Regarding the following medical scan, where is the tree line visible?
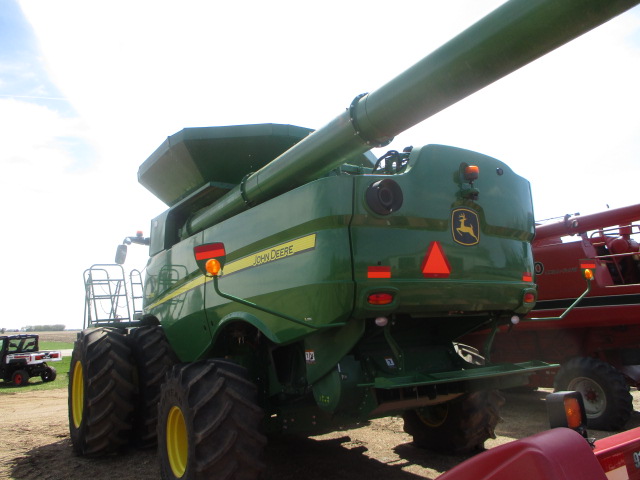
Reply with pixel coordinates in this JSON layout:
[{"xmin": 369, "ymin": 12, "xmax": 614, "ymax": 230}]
[{"xmin": 22, "ymin": 324, "xmax": 66, "ymax": 332}]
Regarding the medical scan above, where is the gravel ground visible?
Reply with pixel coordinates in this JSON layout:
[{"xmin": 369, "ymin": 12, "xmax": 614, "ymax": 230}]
[{"xmin": 3, "ymin": 331, "xmax": 639, "ymax": 479}]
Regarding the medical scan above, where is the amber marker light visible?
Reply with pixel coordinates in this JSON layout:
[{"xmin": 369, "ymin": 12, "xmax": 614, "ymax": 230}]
[
  {"xmin": 206, "ymin": 259, "xmax": 222, "ymax": 276},
  {"xmin": 583, "ymin": 268, "xmax": 593, "ymax": 280},
  {"xmin": 546, "ymin": 391, "xmax": 587, "ymax": 438},
  {"xmin": 368, "ymin": 293, "xmax": 394, "ymax": 305},
  {"xmin": 464, "ymin": 165, "xmax": 479, "ymax": 182},
  {"xmin": 564, "ymin": 396, "xmax": 583, "ymax": 429}
]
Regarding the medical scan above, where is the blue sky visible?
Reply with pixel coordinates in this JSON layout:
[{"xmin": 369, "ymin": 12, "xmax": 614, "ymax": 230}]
[
  {"xmin": 0, "ymin": 1, "xmax": 61, "ymax": 106},
  {"xmin": 2, "ymin": 0, "xmax": 639, "ymax": 330}
]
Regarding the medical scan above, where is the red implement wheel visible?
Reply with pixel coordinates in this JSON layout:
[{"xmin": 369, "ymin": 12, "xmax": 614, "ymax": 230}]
[{"xmin": 554, "ymin": 356, "xmax": 632, "ymax": 431}]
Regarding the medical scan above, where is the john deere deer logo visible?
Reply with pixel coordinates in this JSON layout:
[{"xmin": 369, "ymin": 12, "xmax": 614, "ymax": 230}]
[{"xmin": 452, "ymin": 208, "xmax": 480, "ymax": 246}]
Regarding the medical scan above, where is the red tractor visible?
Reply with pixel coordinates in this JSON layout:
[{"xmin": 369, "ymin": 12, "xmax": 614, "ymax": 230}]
[{"xmin": 466, "ymin": 204, "xmax": 640, "ymax": 431}]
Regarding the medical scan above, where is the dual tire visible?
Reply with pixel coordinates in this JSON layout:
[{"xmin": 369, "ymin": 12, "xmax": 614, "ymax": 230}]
[
  {"xmin": 68, "ymin": 328, "xmax": 136, "ymax": 455},
  {"xmin": 68, "ymin": 326, "xmax": 177, "ymax": 454},
  {"xmin": 68, "ymin": 327, "xmax": 266, "ymax": 480},
  {"xmin": 129, "ymin": 326, "xmax": 178, "ymax": 448},
  {"xmin": 158, "ymin": 360, "xmax": 266, "ymax": 480}
]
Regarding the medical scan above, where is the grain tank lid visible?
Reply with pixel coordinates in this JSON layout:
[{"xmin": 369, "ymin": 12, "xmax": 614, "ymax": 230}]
[{"xmin": 137, "ymin": 123, "xmax": 314, "ymax": 206}]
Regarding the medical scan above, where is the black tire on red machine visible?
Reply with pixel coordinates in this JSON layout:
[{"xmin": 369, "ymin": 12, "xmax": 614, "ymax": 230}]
[
  {"xmin": 68, "ymin": 327, "xmax": 136, "ymax": 455},
  {"xmin": 41, "ymin": 365, "xmax": 57, "ymax": 382},
  {"xmin": 554, "ymin": 356, "xmax": 632, "ymax": 431},
  {"xmin": 402, "ymin": 390, "xmax": 505, "ymax": 454},
  {"xmin": 158, "ymin": 359, "xmax": 266, "ymax": 480},
  {"xmin": 128, "ymin": 325, "xmax": 178, "ymax": 448},
  {"xmin": 11, "ymin": 369, "xmax": 30, "ymax": 386}
]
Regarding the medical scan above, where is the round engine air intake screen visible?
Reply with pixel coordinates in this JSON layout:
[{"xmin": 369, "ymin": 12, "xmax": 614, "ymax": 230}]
[{"xmin": 366, "ymin": 179, "xmax": 403, "ymax": 215}]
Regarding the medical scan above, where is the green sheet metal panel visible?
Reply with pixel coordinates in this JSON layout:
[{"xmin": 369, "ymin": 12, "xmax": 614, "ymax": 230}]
[{"xmin": 350, "ymin": 145, "xmax": 535, "ymax": 318}]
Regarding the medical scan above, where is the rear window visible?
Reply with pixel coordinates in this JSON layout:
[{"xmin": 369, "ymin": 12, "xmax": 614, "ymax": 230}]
[{"xmin": 7, "ymin": 337, "xmax": 38, "ymax": 353}]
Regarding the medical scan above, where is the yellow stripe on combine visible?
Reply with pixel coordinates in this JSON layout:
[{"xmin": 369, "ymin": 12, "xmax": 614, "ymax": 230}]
[
  {"xmin": 146, "ymin": 234, "xmax": 317, "ymax": 311},
  {"xmin": 224, "ymin": 234, "xmax": 316, "ymax": 275},
  {"xmin": 146, "ymin": 275, "xmax": 209, "ymax": 311}
]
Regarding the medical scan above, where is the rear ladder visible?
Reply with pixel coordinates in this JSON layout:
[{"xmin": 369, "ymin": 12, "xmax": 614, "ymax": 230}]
[{"xmin": 83, "ymin": 264, "xmax": 143, "ymax": 329}]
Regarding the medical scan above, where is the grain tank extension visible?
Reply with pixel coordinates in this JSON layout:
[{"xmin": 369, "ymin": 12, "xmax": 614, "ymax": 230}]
[{"xmin": 70, "ymin": 1, "xmax": 640, "ymax": 479}]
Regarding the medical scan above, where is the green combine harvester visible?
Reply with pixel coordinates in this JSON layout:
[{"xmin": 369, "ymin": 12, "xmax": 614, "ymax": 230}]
[{"xmin": 71, "ymin": 1, "xmax": 640, "ymax": 479}]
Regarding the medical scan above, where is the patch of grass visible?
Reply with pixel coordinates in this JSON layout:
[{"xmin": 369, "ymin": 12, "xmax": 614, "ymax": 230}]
[
  {"xmin": 0, "ymin": 355, "xmax": 71, "ymax": 393},
  {"xmin": 40, "ymin": 341, "xmax": 74, "ymax": 350}
]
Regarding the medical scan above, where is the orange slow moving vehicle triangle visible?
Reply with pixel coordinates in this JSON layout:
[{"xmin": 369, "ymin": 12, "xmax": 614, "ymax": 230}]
[{"xmin": 421, "ymin": 241, "xmax": 451, "ymax": 278}]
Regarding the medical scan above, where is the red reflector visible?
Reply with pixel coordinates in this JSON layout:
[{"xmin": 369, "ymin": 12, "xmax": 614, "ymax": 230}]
[
  {"xmin": 522, "ymin": 272, "xmax": 533, "ymax": 282},
  {"xmin": 368, "ymin": 266, "xmax": 391, "ymax": 279},
  {"xmin": 524, "ymin": 293, "xmax": 536, "ymax": 303},
  {"xmin": 421, "ymin": 242, "xmax": 451, "ymax": 278},
  {"xmin": 599, "ymin": 452, "xmax": 626, "ymax": 474},
  {"xmin": 580, "ymin": 262, "xmax": 596, "ymax": 269},
  {"xmin": 194, "ymin": 243, "xmax": 226, "ymax": 261},
  {"xmin": 368, "ymin": 293, "xmax": 394, "ymax": 305}
]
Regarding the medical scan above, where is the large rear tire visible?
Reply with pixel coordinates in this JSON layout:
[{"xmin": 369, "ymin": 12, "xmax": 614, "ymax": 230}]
[
  {"xmin": 158, "ymin": 360, "xmax": 266, "ymax": 480},
  {"xmin": 129, "ymin": 325, "xmax": 178, "ymax": 448},
  {"xmin": 554, "ymin": 356, "xmax": 632, "ymax": 431},
  {"xmin": 403, "ymin": 390, "xmax": 505, "ymax": 454},
  {"xmin": 68, "ymin": 328, "xmax": 136, "ymax": 455}
]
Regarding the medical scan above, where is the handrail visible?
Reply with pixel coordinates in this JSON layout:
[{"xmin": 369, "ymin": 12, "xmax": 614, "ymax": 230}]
[{"xmin": 210, "ymin": 274, "xmax": 347, "ymax": 330}]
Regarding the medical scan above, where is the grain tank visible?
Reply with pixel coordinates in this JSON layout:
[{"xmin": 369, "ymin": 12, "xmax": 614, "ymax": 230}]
[{"xmin": 69, "ymin": 1, "xmax": 640, "ymax": 478}]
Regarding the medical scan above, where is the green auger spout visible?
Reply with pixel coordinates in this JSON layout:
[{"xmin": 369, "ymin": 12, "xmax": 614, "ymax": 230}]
[{"xmin": 177, "ymin": 0, "xmax": 638, "ymax": 237}]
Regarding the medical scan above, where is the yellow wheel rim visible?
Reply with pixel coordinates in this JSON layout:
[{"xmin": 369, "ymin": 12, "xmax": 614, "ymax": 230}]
[
  {"xmin": 166, "ymin": 406, "xmax": 188, "ymax": 478},
  {"xmin": 71, "ymin": 360, "xmax": 84, "ymax": 429},
  {"xmin": 417, "ymin": 403, "xmax": 449, "ymax": 428}
]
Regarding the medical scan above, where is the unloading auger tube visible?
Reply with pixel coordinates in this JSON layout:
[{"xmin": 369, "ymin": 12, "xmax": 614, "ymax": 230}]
[{"xmin": 182, "ymin": 0, "xmax": 639, "ymax": 238}]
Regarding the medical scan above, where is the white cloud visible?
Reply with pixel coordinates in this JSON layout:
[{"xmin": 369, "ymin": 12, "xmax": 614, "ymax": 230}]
[{"xmin": 0, "ymin": 98, "xmax": 85, "ymax": 169}]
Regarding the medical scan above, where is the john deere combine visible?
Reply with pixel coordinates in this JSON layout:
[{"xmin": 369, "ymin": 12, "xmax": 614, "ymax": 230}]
[{"xmin": 70, "ymin": 1, "xmax": 640, "ymax": 479}]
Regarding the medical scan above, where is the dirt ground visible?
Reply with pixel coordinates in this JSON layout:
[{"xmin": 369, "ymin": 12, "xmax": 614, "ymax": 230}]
[{"xmin": 3, "ymin": 332, "xmax": 640, "ymax": 480}]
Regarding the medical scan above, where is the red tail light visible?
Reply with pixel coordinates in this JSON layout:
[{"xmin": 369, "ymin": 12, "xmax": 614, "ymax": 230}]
[{"xmin": 368, "ymin": 293, "xmax": 394, "ymax": 305}]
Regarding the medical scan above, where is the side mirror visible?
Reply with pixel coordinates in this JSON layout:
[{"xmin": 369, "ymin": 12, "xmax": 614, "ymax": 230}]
[{"xmin": 115, "ymin": 244, "xmax": 128, "ymax": 264}]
